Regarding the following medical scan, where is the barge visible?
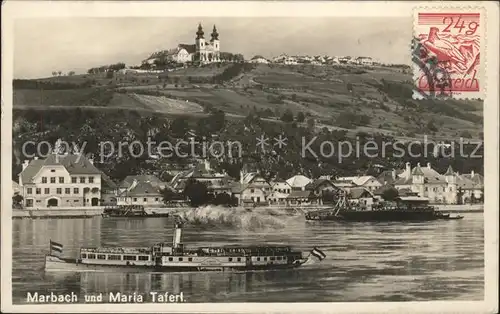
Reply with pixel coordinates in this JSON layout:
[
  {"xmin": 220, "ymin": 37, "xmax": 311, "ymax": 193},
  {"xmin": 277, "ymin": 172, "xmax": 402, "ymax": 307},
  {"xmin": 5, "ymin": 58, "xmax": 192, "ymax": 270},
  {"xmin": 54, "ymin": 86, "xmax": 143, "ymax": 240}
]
[
  {"xmin": 305, "ymin": 195, "xmax": 463, "ymax": 222},
  {"xmin": 101, "ymin": 205, "xmax": 169, "ymax": 218},
  {"xmin": 45, "ymin": 222, "xmax": 324, "ymax": 273}
]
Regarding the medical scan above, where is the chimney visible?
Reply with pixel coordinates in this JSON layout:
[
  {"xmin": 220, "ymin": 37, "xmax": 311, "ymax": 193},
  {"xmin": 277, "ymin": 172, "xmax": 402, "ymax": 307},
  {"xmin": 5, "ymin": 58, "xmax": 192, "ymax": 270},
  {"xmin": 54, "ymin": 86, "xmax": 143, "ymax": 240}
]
[
  {"xmin": 405, "ymin": 162, "xmax": 411, "ymax": 179},
  {"xmin": 427, "ymin": 162, "xmax": 431, "ymax": 169},
  {"xmin": 471, "ymin": 170, "xmax": 474, "ymax": 178},
  {"xmin": 240, "ymin": 170, "xmax": 244, "ymax": 184},
  {"xmin": 22, "ymin": 160, "xmax": 30, "ymax": 171}
]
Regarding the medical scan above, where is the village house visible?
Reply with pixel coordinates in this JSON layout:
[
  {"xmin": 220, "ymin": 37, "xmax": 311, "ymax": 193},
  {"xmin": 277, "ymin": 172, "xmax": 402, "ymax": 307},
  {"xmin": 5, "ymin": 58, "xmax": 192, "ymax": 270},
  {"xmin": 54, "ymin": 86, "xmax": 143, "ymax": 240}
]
[
  {"xmin": 348, "ymin": 187, "xmax": 375, "ymax": 208},
  {"xmin": 355, "ymin": 56, "xmax": 374, "ymax": 65},
  {"xmin": 170, "ymin": 159, "xmax": 227, "ymax": 193},
  {"xmin": 304, "ymin": 178, "xmax": 339, "ymax": 204},
  {"xmin": 237, "ymin": 172, "xmax": 272, "ymax": 205},
  {"xmin": 393, "ymin": 162, "xmax": 483, "ymax": 204},
  {"xmin": 249, "ymin": 55, "xmax": 269, "ymax": 64},
  {"xmin": 332, "ymin": 179, "xmax": 357, "ymax": 193},
  {"xmin": 116, "ymin": 174, "xmax": 169, "ymax": 206},
  {"xmin": 271, "ymin": 181, "xmax": 292, "ymax": 194},
  {"xmin": 286, "ymin": 175, "xmax": 312, "ymax": 191},
  {"xmin": 336, "ymin": 175, "xmax": 383, "ymax": 192},
  {"xmin": 18, "ymin": 153, "xmax": 102, "ymax": 208}
]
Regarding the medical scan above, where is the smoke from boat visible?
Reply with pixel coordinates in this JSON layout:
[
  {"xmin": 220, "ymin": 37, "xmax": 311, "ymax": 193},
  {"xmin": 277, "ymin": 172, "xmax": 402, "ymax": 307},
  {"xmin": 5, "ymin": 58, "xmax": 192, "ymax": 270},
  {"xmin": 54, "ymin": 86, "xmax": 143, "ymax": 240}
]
[{"xmin": 173, "ymin": 205, "xmax": 301, "ymax": 231}]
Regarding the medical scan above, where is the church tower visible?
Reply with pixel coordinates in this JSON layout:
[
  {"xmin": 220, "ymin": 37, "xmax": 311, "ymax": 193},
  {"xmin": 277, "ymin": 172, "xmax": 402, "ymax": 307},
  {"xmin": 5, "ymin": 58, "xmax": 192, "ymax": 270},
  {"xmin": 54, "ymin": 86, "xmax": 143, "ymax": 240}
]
[
  {"xmin": 444, "ymin": 165, "xmax": 457, "ymax": 203},
  {"xmin": 210, "ymin": 25, "xmax": 221, "ymax": 62},
  {"xmin": 195, "ymin": 23, "xmax": 207, "ymax": 64}
]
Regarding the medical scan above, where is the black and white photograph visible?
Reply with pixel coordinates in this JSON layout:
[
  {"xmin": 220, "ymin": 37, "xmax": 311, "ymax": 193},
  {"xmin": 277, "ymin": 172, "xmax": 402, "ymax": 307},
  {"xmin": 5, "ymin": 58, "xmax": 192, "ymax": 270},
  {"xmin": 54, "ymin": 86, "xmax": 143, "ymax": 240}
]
[{"xmin": 1, "ymin": 1, "xmax": 498, "ymax": 313}]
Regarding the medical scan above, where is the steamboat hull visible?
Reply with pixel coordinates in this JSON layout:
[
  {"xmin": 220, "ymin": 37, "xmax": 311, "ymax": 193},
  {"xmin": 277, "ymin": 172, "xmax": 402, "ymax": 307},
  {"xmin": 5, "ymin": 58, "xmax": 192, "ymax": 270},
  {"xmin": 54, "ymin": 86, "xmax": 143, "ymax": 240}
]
[
  {"xmin": 306, "ymin": 210, "xmax": 440, "ymax": 222},
  {"xmin": 45, "ymin": 255, "xmax": 306, "ymax": 273}
]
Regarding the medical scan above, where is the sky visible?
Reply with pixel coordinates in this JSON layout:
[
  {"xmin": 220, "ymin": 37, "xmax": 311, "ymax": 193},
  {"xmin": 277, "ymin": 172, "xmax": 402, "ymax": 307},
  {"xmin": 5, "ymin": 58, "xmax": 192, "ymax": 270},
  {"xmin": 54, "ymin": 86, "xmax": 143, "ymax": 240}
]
[{"xmin": 14, "ymin": 17, "xmax": 412, "ymax": 79}]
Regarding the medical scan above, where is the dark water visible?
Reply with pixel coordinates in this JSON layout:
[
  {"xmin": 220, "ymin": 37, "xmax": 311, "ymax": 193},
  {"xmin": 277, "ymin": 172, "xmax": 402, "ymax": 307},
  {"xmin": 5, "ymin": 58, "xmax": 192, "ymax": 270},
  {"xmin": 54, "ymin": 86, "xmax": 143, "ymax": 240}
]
[{"xmin": 12, "ymin": 209, "xmax": 484, "ymax": 303}]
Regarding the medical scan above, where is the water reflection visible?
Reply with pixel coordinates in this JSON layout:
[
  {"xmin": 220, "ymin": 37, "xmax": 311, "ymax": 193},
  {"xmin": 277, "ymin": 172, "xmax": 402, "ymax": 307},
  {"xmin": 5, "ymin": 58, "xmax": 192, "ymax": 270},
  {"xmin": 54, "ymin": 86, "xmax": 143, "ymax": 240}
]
[{"xmin": 12, "ymin": 214, "xmax": 484, "ymax": 303}]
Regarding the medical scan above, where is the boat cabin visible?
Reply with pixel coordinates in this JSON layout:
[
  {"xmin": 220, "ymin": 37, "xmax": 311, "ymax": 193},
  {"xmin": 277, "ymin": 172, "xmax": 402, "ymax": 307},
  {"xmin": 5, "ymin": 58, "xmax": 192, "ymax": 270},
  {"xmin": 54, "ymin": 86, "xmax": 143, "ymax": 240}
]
[{"xmin": 79, "ymin": 247, "xmax": 154, "ymax": 266}]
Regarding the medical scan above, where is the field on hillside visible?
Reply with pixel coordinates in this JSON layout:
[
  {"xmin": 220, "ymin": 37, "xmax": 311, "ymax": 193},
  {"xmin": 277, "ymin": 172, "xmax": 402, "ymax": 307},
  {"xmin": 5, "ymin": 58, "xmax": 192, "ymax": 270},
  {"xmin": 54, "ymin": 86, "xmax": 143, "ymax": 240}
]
[{"xmin": 13, "ymin": 63, "xmax": 483, "ymax": 140}]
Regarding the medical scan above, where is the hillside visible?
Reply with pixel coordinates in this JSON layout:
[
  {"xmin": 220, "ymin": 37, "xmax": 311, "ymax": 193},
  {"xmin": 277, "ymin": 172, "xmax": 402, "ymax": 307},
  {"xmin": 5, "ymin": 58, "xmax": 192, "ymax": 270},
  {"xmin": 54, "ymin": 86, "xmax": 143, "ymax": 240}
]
[{"xmin": 13, "ymin": 63, "xmax": 483, "ymax": 140}]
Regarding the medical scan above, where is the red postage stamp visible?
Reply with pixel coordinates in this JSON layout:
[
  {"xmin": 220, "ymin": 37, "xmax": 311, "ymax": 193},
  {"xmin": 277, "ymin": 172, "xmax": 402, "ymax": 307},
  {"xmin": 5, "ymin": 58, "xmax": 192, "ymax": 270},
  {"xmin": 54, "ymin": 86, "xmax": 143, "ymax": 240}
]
[{"xmin": 413, "ymin": 9, "xmax": 483, "ymax": 99}]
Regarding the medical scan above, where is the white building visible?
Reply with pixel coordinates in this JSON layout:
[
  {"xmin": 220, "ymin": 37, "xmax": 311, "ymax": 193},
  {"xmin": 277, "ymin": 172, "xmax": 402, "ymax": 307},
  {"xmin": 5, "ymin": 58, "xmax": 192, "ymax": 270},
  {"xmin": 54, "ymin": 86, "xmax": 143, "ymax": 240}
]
[
  {"xmin": 18, "ymin": 154, "xmax": 102, "ymax": 208},
  {"xmin": 249, "ymin": 55, "xmax": 269, "ymax": 64},
  {"xmin": 286, "ymin": 175, "xmax": 312, "ymax": 191},
  {"xmin": 336, "ymin": 175, "xmax": 383, "ymax": 192}
]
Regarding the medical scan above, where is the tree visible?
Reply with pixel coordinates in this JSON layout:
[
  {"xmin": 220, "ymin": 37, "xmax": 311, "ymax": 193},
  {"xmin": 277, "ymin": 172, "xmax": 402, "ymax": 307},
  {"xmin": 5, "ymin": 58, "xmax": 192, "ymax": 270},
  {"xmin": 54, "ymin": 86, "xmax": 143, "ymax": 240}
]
[
  {"xmin": 296, "ymin": 112, "xmax": 305, "ymax": 123},
  {"xmin": 281, "ymin": 109, "xmax": 294, "ymax": 123},
  {"xmin": 381, "ymin": 187, "xmax": 399, "ymax": 201},
  {"xmin": 58, "ymin": 71, "xmax": 62, "ymax": 76},
  {"xmin": 68, "ymin": 71, "xmax": 75, "ymax": 76},
  {"xmin": 162, "ymin": 187, "xmax": 182, "ymax": 203},
  {"xmin": 212, "ymin": 192, "xmax": 233, "ymax": 206},
  {"xmin": 13, "ymin": 194, "xmax": 23, "ymax": 208},
  {"xmin": 183, "ymin": 179, "xmax": 209, "ymax": 207},
  {"xmin": 52, "ymin": 71, "xmax": 57, "ymax": 76},
  {"xmin": 170, "ymin": 117, "xmax": 189, "ymax": 137}
]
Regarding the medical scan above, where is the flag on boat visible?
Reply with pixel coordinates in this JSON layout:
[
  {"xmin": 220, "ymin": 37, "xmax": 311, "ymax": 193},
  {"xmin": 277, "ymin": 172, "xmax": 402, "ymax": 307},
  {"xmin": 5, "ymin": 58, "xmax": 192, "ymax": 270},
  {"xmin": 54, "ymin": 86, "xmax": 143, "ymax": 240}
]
[
  {"xmin": 310, "ymin": 247, "xmax": 326, "ymax": 261},
  {"xmin": 50, "ymin": 240, "xmax": 63, "ymax": 255}
]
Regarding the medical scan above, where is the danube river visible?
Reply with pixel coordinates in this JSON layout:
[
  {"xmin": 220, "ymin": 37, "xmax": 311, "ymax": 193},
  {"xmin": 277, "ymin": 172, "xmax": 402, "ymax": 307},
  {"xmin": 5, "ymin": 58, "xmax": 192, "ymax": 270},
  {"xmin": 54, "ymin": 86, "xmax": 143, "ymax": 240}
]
[{"xmin": 12, "ymin": 207, "xmax": 484, "ymax": 303}]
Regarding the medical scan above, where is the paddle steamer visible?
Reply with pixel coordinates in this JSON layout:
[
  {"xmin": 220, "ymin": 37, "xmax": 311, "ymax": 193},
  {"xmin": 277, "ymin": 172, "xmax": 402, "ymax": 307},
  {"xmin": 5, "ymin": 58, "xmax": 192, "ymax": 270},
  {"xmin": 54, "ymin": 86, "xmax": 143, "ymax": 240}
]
[{"xmin": 45, "ymin": 222, "xmax": 325, "ymax": 273}]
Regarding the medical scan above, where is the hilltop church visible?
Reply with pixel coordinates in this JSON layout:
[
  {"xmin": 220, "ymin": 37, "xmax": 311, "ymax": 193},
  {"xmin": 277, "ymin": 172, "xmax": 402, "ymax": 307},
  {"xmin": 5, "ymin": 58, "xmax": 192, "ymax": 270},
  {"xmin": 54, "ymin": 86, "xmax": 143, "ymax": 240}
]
[{"xmin": 144, "ymin": 24, "xmax": 221, "ymax": 66}]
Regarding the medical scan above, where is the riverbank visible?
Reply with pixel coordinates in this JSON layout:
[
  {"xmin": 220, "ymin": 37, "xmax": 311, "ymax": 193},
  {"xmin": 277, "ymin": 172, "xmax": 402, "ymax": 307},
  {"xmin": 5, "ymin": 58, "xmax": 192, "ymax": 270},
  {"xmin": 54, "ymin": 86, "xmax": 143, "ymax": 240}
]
[
  {"xmin": 435, "ymin": 204, "xmax": 484, "ymax": 213},
  {"xmin": 12, "ymin": 207, "xmax": 176, "ymax": 219}
]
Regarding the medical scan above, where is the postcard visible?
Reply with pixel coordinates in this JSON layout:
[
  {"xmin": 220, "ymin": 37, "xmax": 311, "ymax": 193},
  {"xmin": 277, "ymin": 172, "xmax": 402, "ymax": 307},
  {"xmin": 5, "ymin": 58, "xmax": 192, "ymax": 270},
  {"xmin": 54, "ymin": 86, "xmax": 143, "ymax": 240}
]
[{"xmin": 1, "ymin": 1, "xmax": 498, "ymax": 313}]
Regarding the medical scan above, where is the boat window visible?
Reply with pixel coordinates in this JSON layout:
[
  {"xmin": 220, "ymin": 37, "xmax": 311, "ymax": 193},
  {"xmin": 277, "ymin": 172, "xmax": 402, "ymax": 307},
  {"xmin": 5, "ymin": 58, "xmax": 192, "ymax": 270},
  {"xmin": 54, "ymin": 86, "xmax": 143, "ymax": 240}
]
[
  {"xmin": 263, "ymin": 257, "xmax": 267, "ymax": 261},
  {"xmin": 256, "ymin": 257, "xmax": 260, "ymax": 261},
  {"xmin": 168, "ymin": 257, "xmax": 173, "ymax": 261},
  {"xmin": 178, "ymin": 258, "xmax": 183, "ymax": 262},
  {"xmin": 88, "ymin": 254, "xmax": 96, "ymax": 259},
  {"xmin": 81, "ymin": 253, "xmax": 87, "ymax": 259},
  {"xmin": 108, "ymin": 255, "xmax": 121, "ymax": 260},
  {"xmin": 237, "ymin": 257, "xmax": 241, "ymax": 262},
  {"xmin": 124, "ymin": 255, "xmax": 137, "ymax": 261},
  {"xmin": 270, "ymin": 257, "xmax": 275, "ymax": 261},
  {"xmin": 138, "ymin": 256, "xmax": 149, "ymax": 261},
  {"xmin": 97, "ymin": 254, "xmax": 106, "ymax": 260},
  {"xmin": 188, "ymin": 257, "xmax": 193, "ymax": 262},
  {"xmin": 276, "ymin": 256, "xmax": 281, "ymax": 260},
  {"xmin": 228, "ymin": 257, "xmax": 233, "ymax": 262}
]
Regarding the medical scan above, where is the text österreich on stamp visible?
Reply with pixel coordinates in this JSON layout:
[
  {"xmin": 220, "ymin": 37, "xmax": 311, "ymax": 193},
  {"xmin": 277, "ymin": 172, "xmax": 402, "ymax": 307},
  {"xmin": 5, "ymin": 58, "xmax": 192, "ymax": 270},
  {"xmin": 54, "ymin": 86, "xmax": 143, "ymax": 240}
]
[{"xmin": 413, "ymin": 9, "xmax": 484, "ymax": 99}]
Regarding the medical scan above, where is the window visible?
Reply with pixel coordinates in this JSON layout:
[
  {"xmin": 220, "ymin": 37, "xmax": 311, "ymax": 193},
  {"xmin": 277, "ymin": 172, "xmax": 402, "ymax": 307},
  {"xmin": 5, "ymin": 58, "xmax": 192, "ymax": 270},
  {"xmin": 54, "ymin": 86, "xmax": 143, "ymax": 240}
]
[
  {"xmin": 97, "ymin": 254, "xmax": 106, "ymax": 260},
  {"xmin": 108, "ymin": 255, "xmax": 121, "ymax": 260},
  {"xmin": 237, "ymin": 257, "xmax": 241, "ymax": 262},
  {"xmin": 178, "ymin": 258, "xmax": 183, "ymax": 262},
  {"xmin": 277, "ymin": 256, "xmax": 281, "ymax": 260},
  {"xmin": 133, "ymin": 198, "xmax": 137, "ymax": 202},
  {"xmin": 71, "ymin": 177, "xmax": 77, "ymax": 183},
  {"xmin": 250, "ymin": 189, "xmax": 255, "ymax": 193},
  {"xmin": 36, "ymin": 188, "xmax": 41, "ymax": 195},
  {"xmin": 270, "ymin": 257, "xmax": 275, "ymax": 261},
  {"xmin": 65, "ymin": 188, "xmax": 70, "ymax": 194},
  {"xmin": 74, "ymin": 188, "xmax": 79, "ymax": 194},
  {"xmin": 138, "ymin": 256, "xmax": 149, "ymax": 261},
  {"xmin": 27, "ymin": 188, "xmax": 33, "ymax": 194},
  {"xmin": 26, "ymin": 199, "xmax": 33, "ymax": 207},
  {"xmin": 155, "ymin": 198, "xmax": 159, "ymax": 201},
  {"xmin": 124, "ymin": 255, "xmax": 137, "ymax": 261},
  {"xmin": 36, "ymin": 200, "xmax": 41, "ymax": 203},
  {"xmin": 74, "ymin": 200, "xmax": 79, "ymax": 202},
  {"xmin": 228, "ymin": 257, "xmax": 233, "ymax": 262},
  {"xmin": 59, "ymin": 177, "xmax": 64, "ymax": 184},
  {"xmin": 143, "ymin": 198, "xmax": 147, "ymax": 202},
  {"xmin": 42, "ymin": 177, "xmax": 47, "ymax": 183},
  {"xmin": 257, "ymin": 257, "xmax": 260, "ymax": 261},
  {"xmin": 44, "ymin": 188, "xmax": 50, "ymax": 194},
  {"xmin": 168, "ymin": 257, "xmax": 173, "ymax": 261},
  {"xmin": 188, "ymin": 257, "xmax": 193, "ymax": 262},
  {"xmin": 263, "ymin": 257, "xmax": 267, "ymax": 261},
  {"xmin": 88, "ymin": 254, "xmax": 96, "ymax": 259},
  {"xmin": 80, "ymin": 177, "xmax": 85, "ymax": 183},
  {"xmin": 50, "ymin": 169, "xmax": 55, "ymax": 173},
  {"xmin": 56, "ymin": 188, "xmax": 62, "ymax": 194},
  {"xmin": 449, "ymin": 187, "xmax": 452, "ymax": 192},
  {"xmin": 89, "ymin": 177, "xmax": 94, "ymax": 183},
  {"xmin": 50, "ymin": 177, "xmax": 56, "ymax": 183},
  {"xmin": 425, "ymin": 187, "xmax": 428, "ymax": 192},
  {"xmin": 81, "ymin": 253, "xmax": 87, "ymax": 258}
]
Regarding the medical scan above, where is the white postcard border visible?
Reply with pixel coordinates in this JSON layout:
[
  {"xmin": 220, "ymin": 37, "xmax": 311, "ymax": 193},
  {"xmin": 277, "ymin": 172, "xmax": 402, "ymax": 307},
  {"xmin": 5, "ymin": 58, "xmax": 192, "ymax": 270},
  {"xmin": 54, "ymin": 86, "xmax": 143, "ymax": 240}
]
[{"xmin": 1, "ymin": 1, "xmax": 498, "ymax": 313}]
